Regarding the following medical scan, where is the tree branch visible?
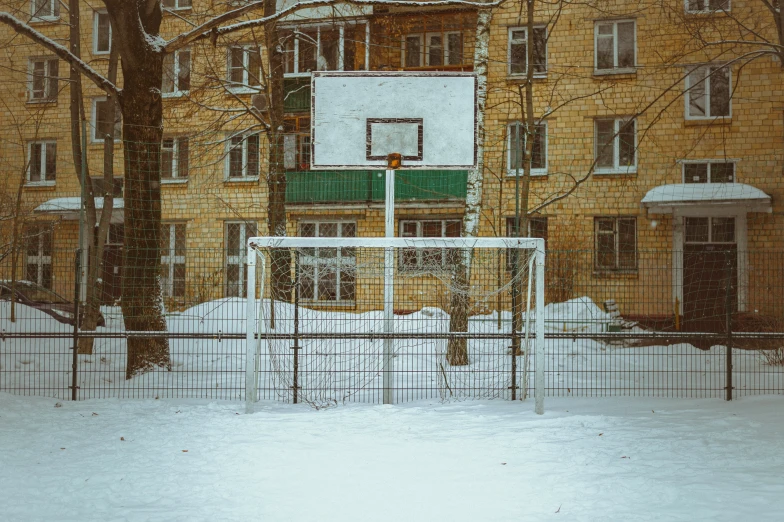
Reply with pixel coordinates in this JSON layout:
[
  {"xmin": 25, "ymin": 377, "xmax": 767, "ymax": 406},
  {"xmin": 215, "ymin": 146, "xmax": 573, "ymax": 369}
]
[
  {"xmin": 0, "ymin": 12, "xmax": 121, "ymax": 99},
  {"xmin": 164, "ymin": 0, "xmax": 506, "ymax": 52}
]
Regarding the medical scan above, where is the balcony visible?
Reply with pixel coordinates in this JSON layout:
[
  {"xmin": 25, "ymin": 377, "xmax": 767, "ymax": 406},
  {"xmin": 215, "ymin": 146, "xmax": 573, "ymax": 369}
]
[
  {"xmin": 286, "ymin": 170, "xmax": 468, "ymax": 204},
  {"xmin": 284, "ymin": 77, "xmax": 310, "ymax": 113}
]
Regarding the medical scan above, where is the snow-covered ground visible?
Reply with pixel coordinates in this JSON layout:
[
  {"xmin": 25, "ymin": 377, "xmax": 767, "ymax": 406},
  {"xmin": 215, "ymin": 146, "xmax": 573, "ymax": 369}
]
[
  {"xmin": 2, "ymin": 392, "xmax": 783, "ymax": 521},
  {"xmin": 1, "ymin": 297, "xmax": 783, "ymax": 402}
]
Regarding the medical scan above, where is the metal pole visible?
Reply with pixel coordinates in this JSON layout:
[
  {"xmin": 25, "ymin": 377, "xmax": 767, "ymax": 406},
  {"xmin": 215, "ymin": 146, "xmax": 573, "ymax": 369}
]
[
  {"xmin": 383, "ymin": 167, "xmax": 395, "ymax": 405},
  {"xmin": 535, "ymin": 242, "xmax": 545, "ymax": 415},
  {"xmin": 79, "ymin": 119, "xmax": 88, "ymax": 303},
  {"xmin": 292, "ymin": 251, "xmax": 300, "ymax": 404},
  {"xmin": 245, "ymin": 244, "xmax": 258, "ymax": 411},
  {"xmin": 725, "ymin": 250, "xmax": 733, "ymax": 401},
  {"xmin": 70, "ymin": 249, "xmax": 81, "ymax": 401}
]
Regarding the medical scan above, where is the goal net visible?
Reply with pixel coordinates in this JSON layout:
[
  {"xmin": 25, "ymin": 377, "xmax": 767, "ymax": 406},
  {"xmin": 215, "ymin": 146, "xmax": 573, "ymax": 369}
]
[{"xmin": 245, "ymin": 237, "xmax": 544, "ymax": 411}]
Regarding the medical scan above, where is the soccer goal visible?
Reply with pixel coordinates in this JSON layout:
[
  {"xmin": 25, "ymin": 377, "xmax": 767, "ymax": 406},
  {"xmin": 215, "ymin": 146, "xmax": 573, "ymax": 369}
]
[{"xmin": 245, "ymin": 236, "xmax": 545, "ymax": 412}]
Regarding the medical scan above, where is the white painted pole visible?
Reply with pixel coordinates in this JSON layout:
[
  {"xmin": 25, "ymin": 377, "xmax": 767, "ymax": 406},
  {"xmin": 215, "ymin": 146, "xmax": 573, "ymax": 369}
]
[
  {"xmin": 383, "ymin": 168, "xmax": 395, "ymax": 405},
  {"xmin": 534, "ymin": 242, "xmax": 546, "ymax": 415},
  {"xmin": 245, "ymin": 244, "xmax": 258, "ymax": 412}
]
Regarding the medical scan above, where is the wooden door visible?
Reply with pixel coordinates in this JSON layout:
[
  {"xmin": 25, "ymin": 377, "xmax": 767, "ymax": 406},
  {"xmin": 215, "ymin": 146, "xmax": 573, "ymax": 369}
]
[
  {"xmin": 100, "ymin": 246, "xmax": 123, "ymax": 305},
  {"xmin": 682, "ymin": 244, "xmax": 737, "ymax": 333}
]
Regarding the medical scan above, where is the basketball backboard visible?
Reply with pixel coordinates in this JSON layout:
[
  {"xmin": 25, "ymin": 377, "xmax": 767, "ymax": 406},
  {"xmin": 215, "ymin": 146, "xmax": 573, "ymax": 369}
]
[{"xmin": 311, "ymin": 72, "xmax": 477, "ymax": 170}]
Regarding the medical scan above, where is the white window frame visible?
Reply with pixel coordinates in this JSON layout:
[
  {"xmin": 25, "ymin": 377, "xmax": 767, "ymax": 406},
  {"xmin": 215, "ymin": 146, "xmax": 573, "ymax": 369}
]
[
  {"xmin": 162, "ymin": 137, "xmax": 189, "ymax": 182},
  {"xmin": 593, "ymin": 20, "xmax": 636, "ymax": 74},
  {"xmin": 507, "ymin": 26, "xmax": 547, "ymax": 77},
  {"xmin": 161, "ymin": 223, "xmax": 186, "ymax": 298},
  {"xmin": 25, "ymin": 225, "xmax": 53, "ymax": 289},
  {"xmin": 30, "ymin": 0, "xmax": 60, "ymax": 22},
  {"xmin": 93, "ymin": 11, "xmax": 112, "ymax": 55},
  {"xmin": 283, "ymin": 23, "xmax": 370, "ymax": 77},
  {"xmin": 225, "ymin": 133, "xmax": 260, "ymax": 180},
  {"xmin": 162, "ymin": 0, "xmax": 192, "ymax": 10},
  {"xmin": 684, "ymin": 217, "xmax": 736, "ymax": 244},
  {"xmin": 594, "ymin": 217, "xmax": 637, "ymax": 271},
  {"xmin": 402, "ymin": 31, "xmax": 465, "ymax": 68},
  {"xmin": 91, "ymin": 97, "xmax": 122, "ymax": 143},
  {"xmin": 298, "ymin": 221, "xmax": 357, "ymax": 303},
  {"xmin": 27, "ymin": 57, "xmax": 58, "ymax": 102},
  {"xmin": 227, "ymin": 44, "xmax": 261, "ymax": 92},
  {"xmin": 399, "ymin": 219, "xmax": 462, "ymax": 270},
  {"xmin": 681, "ymin": 160, "xmax": 736, "ymax": 183},
  {"xmin": 685, "ymin": 65, "xmax": 732, "ymax": 120},
  {"xmin": 27, "ymin": 140, "xmax": 57, "ymax": 185},
  {"xmin": 225, "ymin": 221, "xmax": 256, "ymax": 298},
  {"xmin": 162, "ymin": 48, "xmax": 191, "ymax": 97},
  {"xmin": 594, "ymin": 118, "xmax": 637, "ymax": 174},
  {"xmin": 507, "ymin": 121, "xmax": 548, "ymax": 176},
  {"xmin": 685, "ymin": 0, "xmax": 730, "ymax": 13}
]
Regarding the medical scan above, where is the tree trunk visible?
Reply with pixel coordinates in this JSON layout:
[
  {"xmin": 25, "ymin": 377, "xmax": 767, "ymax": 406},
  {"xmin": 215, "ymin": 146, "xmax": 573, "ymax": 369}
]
[{"xmin": 447, "ymin": 7, "xmax": 492, "ymax": 366}]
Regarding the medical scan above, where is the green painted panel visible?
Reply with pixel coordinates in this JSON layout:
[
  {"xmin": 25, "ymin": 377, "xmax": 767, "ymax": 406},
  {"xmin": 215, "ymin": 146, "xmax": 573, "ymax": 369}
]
[{"xmin": 283, "ymin": 77, "xmax": 310, "ymax": 113}]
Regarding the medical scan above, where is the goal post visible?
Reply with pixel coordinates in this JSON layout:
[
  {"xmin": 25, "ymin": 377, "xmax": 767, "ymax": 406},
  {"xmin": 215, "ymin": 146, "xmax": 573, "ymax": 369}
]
[{"xmin": 245, "ymin": 236, "xmax": 545, "ymax": 413}]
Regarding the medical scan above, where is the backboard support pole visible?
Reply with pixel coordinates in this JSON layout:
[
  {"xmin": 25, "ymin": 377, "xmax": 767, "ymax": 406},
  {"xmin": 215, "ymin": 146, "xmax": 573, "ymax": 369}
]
[{"xmin": 383, "ymin": 166, "xmax": 395, "ymax": 405}]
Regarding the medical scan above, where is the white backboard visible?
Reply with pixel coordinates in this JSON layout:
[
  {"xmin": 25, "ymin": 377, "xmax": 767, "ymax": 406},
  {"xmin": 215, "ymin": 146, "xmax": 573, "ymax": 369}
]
[{"xmin": 311, "ymin": 72, "xmax": 477, "ymax": 170}]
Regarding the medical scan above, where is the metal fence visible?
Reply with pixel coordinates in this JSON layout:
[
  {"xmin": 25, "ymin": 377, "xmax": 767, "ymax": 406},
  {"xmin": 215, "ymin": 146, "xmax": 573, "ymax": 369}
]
[{"xmin": 2, "ymin": 248, "xmax": 784, "ymax": 403}]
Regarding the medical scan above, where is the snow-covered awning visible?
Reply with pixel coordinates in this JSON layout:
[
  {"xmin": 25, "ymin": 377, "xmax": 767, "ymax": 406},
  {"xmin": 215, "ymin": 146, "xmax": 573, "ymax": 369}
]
[
  {"xmin": 641, "ymin": 183, "xmax": 772, "ymax": 214},
  {"xmin": 34, "ymin": 197, "xmax": 124, "ymax": 222}
]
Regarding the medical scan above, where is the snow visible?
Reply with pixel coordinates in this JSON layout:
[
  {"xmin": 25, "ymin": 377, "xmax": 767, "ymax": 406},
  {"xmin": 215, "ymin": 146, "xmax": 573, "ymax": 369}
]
[
  {"xmin": 34, "ymin": 197, "xmax": 124, "ymax": 212},
  {"xmin": 641, "ymin": 183, "xmax": 771, "ymax": 205},
  {"xmin": 1, "ymin": 392, "xmax": 783, "ymax": 520}
]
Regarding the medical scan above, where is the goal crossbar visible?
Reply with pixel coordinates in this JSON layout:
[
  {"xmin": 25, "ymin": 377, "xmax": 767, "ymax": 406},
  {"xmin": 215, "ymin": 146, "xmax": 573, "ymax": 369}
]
[{"xmin": 245, "ymin": 236, "xmax": 545, "ymax": 414}]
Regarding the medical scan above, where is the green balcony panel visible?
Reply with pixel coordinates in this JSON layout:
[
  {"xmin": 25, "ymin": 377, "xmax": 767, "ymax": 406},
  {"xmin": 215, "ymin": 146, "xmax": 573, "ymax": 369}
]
[
  {"xmin": 286, "ymin": 170, "xmax": 467, "ymax": 204},
  {"xmin": 283, "ymin": 77, "xmax": 310, "ymax": 113}
]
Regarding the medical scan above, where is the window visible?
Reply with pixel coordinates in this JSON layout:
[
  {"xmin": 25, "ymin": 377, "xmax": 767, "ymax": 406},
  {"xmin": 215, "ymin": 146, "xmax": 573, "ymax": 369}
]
[
  {"xmin": 282, "ymin": 24, "xmax": 369, "ymax": 75},
  {"xmin": 594, "ymin": 21, "xmax": 635, "ymax": 72},
  {"xmin": 403, "ymin": 31, "xmax": 464, "ymax": 68},
  {"xmin": 28, "ymin": 58, "xmax": 58, "ymax": 101},
  {"xmin": 685, "ymin": 65, "xmax": 731, "ymax": 119},
  {"xmin": 225, "ymin": 222, "xmax": 257, "ymax": 297},
  {"xmin": 283, "ymin": 116, "xmax": 310, "ymax": 170},
  {"xmin": 506, "ymin": 217, "xmax": 548, "ymax": 271},
  {"xmin": 31, "ymin": 0, "xmax": 59, "ymax": 21},
  {"xmin": 162, "ymin": 0, "xmax": 192, "ymax": 10},
  {"xmin": 594, "ymin": 118, "xmax": 636, "ymax": 173},
  {"xmin": 508, "ymin": 27, "xmax": 547, "ymax": 76},
  {"xmin": 227, "ymin": 45, "xmax": 261, "ymax": 90},
  {"xmin": 299, "ymin": 222, "xmax": 356, "ymax": 302},
  {"xmin": 400, "ymin": 219, "xmax": 461, "ymax": 269},
  {"xmin": 162, "ymin": 137, "xmax": 189, "ymax": 180},
  {"xmin": 594, "ymin": 217, "xmax": 637, "ymax": 271},
  {"xmin": 27, "ymin": 141, "xmax": 56, "ymax": 183},
  {"xmin": 685, "ymin": 217, "xmax": 735, "ymax": 243},
  {"xmin": 683, "ymin": 161, "xmax": 734, "ymax": 183},
  {"xmin": 161, "ymin": 223, "xmax": 186, "ymax": 298},
  {"xmin": 93, "ymin": 11, "xmax": 112, "ymax": 54},
  {"xmin": 162, "ymin": 49, "xmax": 191, "ymax": 96},
  {"xmin": 90, "ymin": 177, "xmax": 123, "ymax": 198},
  {"xmin": 25, "ymin": 225, "xmax": 53, "ymax": 289},
  {"xmin": 226, "ymin": 134, "xmax": 260, "ymax": 179},
  {"xmin": 507, "ymin": 122, "xmax": 547, "ymax": 175},
  {"xmin": 686, "ymin": 0, "xmax": 730, "ymax": 13},
  {"xmin": 92, "ymin": 98, "xmax": 121, "ymax": 142}
]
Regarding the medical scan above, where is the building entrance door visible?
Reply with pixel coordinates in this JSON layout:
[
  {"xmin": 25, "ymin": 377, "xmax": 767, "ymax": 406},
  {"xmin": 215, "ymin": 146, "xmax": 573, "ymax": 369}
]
[{"xmin": 99, "ymin": 224, "xmax": 123, "ymax": 305}]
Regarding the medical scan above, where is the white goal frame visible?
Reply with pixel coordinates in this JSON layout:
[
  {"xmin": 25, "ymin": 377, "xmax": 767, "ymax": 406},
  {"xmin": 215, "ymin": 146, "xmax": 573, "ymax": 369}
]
[{"xmin": 245, "ymin": 236, "xmax": 545, "ymax": 413}]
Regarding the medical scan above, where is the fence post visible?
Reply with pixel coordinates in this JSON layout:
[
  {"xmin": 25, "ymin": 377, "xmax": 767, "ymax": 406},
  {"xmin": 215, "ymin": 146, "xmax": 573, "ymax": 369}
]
[
  {"xmin": 70, "ymin": 249, "xmax": 81, "ymax": 401},
  {"xmin": 725, "ymin": 249, "xmax": 733, "ymax": 401},
  {"xmin": 292, "ymin": 251, "xmax": 300, "ymax": 404}
]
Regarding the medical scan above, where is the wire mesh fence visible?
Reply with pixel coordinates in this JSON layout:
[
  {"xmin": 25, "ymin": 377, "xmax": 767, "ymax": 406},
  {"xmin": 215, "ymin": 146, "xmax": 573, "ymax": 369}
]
[{"xmin": 2, "ymin": 247, "xmax": 784, "ymax": 403}]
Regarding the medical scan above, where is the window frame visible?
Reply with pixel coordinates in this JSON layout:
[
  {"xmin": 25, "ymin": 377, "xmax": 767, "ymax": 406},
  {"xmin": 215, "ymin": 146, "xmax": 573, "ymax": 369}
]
[
  {"xmin": 506, "ymin": 217, "xmax": 548, "ymax": 272},
  {"xmin": 162, "ymin": 0, "xmax": 193, "ymax": 11},
  {"xmin": 685, "ymin": 65, "xmax": 732, "ymax": 120},
  {"xmin": 224, "ymin": 221, "xmax": 257, "ymax": 298},
  {"xmin": 684, "ymin": 217, "xmax": 736, "ymax": 244},
  {"xmin": 25, "ymin": 224, "xmax": 53, "ymax": 289},
  {"xmin": 594, "ymin": 118, "xmax": 637, "ymax": 174},
  {"xmin": 225, "ymin": 133, "xmax": 261, "ymax": 180},
  {"xmin": 93, "ymin": 11, "xmax": 112, "ymax": 55},
  {"xmin": 226, "ymin": 44, "xmax": 262, "ymax": 92},
  {"xmin": 685, "ymin": 0, "xmax": 731, "ymax": 14},
  {"xmin": 681, "ymin": 160, "xmax": 736, "ymax": 183},
  {"xmin": 297, "ymin": 221, "xmax": 357, "ymax": 303},
  {"xmin": 594, "ymin": 217, "xmax": 638, "ymax": 272},
  {"xmin": 30, "ymin": 0, "xmax": 60, "ymax": 22},
  {"xmin": 161, "ymin": 136, "xmax": 190, "ymax": 182},
  {"xmin": 26, "ymin": 140, "xmax": 57, "ymax": 185},
  {"xmin": 91, "ymin": 97, "xmax": 122, "ymax": 143},
  {"xmin": 161, "ymin": 223, "xmax": 187, "ymax": 299},
  {"xmin": 593, "ymin": 20, "xmax": 636, "ymax": 74},
  {"xmin": 27, "ymin": 57, "xmax": 59, "ymax": 102},
  {"xmin": 399, "ymin": 219, "xmax": 462, "ymax": 270},
  {"xmin": 507, "ymin": 121, "xmax": 548, "ymax": 176},
  {"xmin": 507, "ymin": 26, "xmax": 547, "ymax": 77},
  {"xmin": 402, "ymin": 30, "xmax": 465, "ymax": 69},
  {"xmin": 162, "ymin": 48, "xmax": 191, "ymax": 97}
]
